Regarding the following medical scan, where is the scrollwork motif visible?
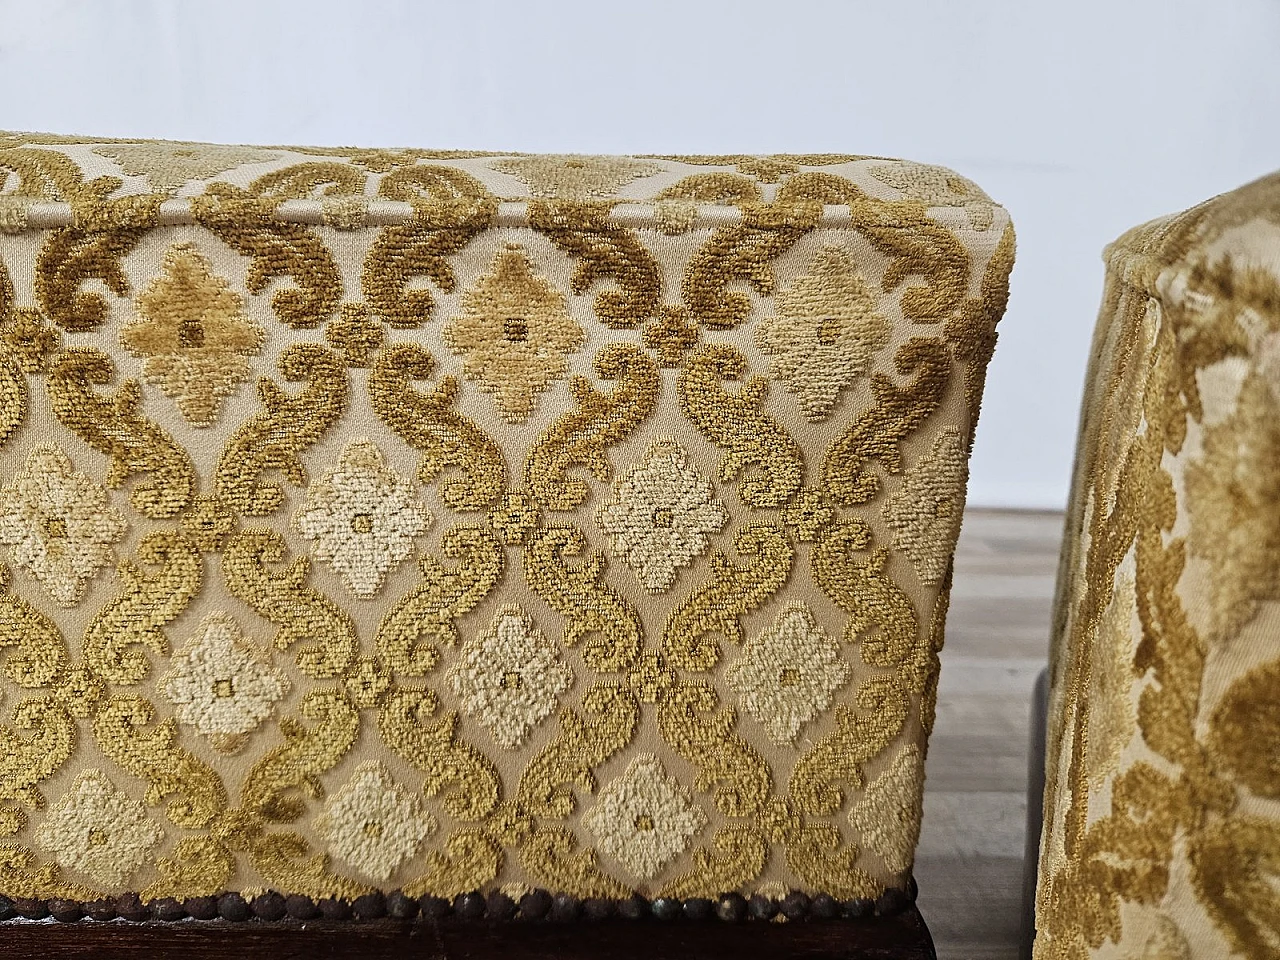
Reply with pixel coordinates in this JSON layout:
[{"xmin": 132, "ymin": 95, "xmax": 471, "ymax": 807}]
[
  {"xmin": 375, "ymin": 524, "xmax": 505, "ymax": 677},
  {"xmin": 678, "ymin": 345, "xmax": 803, "ymax": 509},
  {"xmin": 93, "ymin": 694, "xmax": 227, "ymax": 830},
  {"xmin": 222, "ymin": 529, "xmax": 357, "ymax": 679},
  {"xmin": 47, "ymin": 348, "xmax": 196, "ymax": 518},
  {"xmin": 527, "ymin": 199, "xmax": 660, "ymax": 326},
  {"xmin": 82, "ymin": 531, "xmax": 202, "ymax": 685},
  {"xmin": 0, "ymin": 697, "xmax": 76, "ymax": 837},
  {"xmin": 811, "ymin": 519, "xmax": 920, "ymax": 673},
  {"xmin": 0, "ymin": 566, "xmax": 68, "ymax": 688},
  {"xmin": 662, "ymin": 523, "xmax": 793, "ymax": 671},
  {"xmin": 362, "ymin": 165, "xmax": 499, "ymax": 327},
  {"xmin": 369, "ymin": 342, "xmax": 507, "ymax": 511},
  {"xmin": 517, "ymin": 683, "xmax": 639, "ymax": 819},
  {"xmin": 240, "ymin": 690, "xmax": 360, "ymax": 823},
  {"xmin": 0, "ymin": 141, "xmax": 1014, "ymax": 906},
  {"xmin": 525, "ymin": 343, "xmax": 659, "ymax": 512},
  {"xmin": 379, "ymin": 687, "xmax": 501, "ymax": 822},
  {"xmin": 658, "ymin": 680, "xmax": 771, "ymax": 818},
  {"xmin": 191, "ymin": 183, "xmax": 343, "ymax": 328},
  {"xmin": 822, "ymin": 337, "xmax": 951, "ymax": 507},
  {"xmin": 524, "ymin": 525, "xmax": 643, "ymax": 673},
  {"xmin": 216, "ymin": 343, "xmax": 348, "ymax": 516}
]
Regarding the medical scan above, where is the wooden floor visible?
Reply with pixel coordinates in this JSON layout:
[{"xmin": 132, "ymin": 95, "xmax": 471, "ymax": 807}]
[{"xmin": 917, "ymin": 508, "xmax": 1063, "ymax": 960}]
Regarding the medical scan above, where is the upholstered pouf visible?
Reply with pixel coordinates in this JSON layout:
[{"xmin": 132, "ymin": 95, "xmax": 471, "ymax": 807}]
[
  {"xmin": 1035, "ymin": 173, "xmax": 1280, "ymax": 959},
  {"xmin": 0, "ymin": 133, "xmax": 1012, "ymax": 958}
]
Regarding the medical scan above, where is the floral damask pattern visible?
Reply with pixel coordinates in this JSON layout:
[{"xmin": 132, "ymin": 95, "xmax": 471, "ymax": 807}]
[
  {"xmin": 1036, "ymin": 174, "xmax": 1280, "ymax": 960},
  {"xmin": 0, "ymin": 135, "xmax": 1013, "ymax": 908},
  {"xmin": 93, "ymin": 143, "xmax": 276, "ymax": 191},
  {"xmin": 448, "ymin": 605, "xmax": 574, "ymax": 749},
  {"xmin": 583, "ymin": 754, "xmax": 707, "ymax": 881},
  {"xmin": 0, "ymin": 446, "xmax": 126, "ymax": 605},
  {"xmin": 444, "ymin": 244, "xmax": 585, "ymax": 423},
  {"xmin": 490, "ymin": 155, "xmax": 661, "ymax": 200},
  {"xmin": 120, "ymin": 243, "xmax": 265, "ymax": 427},
  {"xmin": 870, "ymin": 162, "xmax": 996, "ymax": 231},
  {"xmin": 754, "ymin": 246, "xmax": 892, "ymax": 421},
  {"xmin": 293, "ymin": 438, "xmax": 433, "ymax": 598},
  {"xmin": 848, "ymin": 744, "xmax": 924, "ymax": 875},
  {"xmin": 159, "ymin": 613, "xmax": 291, "ymax": 754},
  {"xmin": 882, "ymin": 426, "xmax": 968, "ymax": 586},
  {"xmin": 1182, "ymin": 364, "xmax": 1280, "ymax": 646},
  {"xmin": 596, "ymin": 440, "xmax": 727, "ymax": 593},
  {"xmin": 33, "ymin": 772, "xmax": 163, "ymax": 887},
  {"xmin": 1082, "ymin": 567, "xmax": 1139, "ymax": 787},
  {"xmin": 725, "ymin": 605, "xmax": 852, "ymax": 745},
  {"xmin": 314, "ymin": 763, "xmax": 436, "ymax": 882}
]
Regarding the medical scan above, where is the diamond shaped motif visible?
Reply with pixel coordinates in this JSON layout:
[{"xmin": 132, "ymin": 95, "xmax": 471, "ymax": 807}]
[
  {"xmin": 725, "ymin": 605, "xmax": 852, "ymax": 745},
  {"xmin": 314, "ymin": 762, "xmax": 435, "ymax": 882},
  {"xmin": 596, "ymin": 440, "xmax": 727, "ymax": 593},
  {"xmin": 583, "ymin": 754, "xmax": 706, "ymax": 880},
  {"xmin": 448, "ymin": 605, "xmax": 574, "ymax": 749}
]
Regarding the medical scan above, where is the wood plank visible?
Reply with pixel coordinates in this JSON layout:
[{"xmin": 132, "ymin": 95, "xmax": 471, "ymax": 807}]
[
  {"xmin": 915, "ymin": 856, "xmax": 1025, "ymax": 960},
  {"xmin": 918, "ymin": 508, "xmax": 1062, "ymax": 960}
]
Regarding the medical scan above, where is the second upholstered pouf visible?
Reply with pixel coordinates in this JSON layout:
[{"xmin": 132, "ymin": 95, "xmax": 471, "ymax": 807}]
[
  {"xmin": 0, "ymin": 133, "xmax": 1012, "ymax": 942},
  {"xmin": 1035, "ymin": 173, "xmax": 1279, "ymax": 960}
]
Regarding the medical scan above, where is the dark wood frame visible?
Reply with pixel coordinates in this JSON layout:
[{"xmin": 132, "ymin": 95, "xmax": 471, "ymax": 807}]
[{"xmin": 0, "ymin": 904, "xmax": 935, "ymax": 960}]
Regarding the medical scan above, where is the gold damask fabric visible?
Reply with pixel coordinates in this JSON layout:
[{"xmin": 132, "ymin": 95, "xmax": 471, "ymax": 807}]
[
  {"xmin": 1036, "ymin": 173, "xmax": 1280, "ymax": 959},
  {"xmin": 0, "ymin": 132, "xmax": 1012, "ymax": 905}
]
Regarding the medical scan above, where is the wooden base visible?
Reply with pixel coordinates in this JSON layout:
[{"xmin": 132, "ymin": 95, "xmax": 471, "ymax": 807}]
[{"xmin": 0, "ymin": 904, "xmax": 936, "ymax": 960}]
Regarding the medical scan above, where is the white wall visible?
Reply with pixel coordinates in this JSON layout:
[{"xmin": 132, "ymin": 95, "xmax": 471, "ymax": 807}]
[{"xmin": 2, "ymin": 0, "xmax": 1277, "ymax": 508}]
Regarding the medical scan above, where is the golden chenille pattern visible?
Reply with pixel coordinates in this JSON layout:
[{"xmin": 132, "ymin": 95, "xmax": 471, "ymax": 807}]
[
  {"xmin": 0, "ymin": 132, "xmax": 1012, "ymax": 905},
  {"xmin": 1035, "ymin": 172, "xmax": 1280, "ymax": 960}
]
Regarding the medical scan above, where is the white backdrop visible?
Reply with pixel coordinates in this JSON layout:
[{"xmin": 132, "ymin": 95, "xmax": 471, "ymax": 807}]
[{"xmin": 2, "ymin": 0, "xmax": 1277, "ymax": 507}]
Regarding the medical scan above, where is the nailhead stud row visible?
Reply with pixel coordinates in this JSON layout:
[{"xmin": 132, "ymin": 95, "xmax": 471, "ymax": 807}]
[{"xmin": 0, "ymin": 880, "xmax": 918, "ymax": 925}]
